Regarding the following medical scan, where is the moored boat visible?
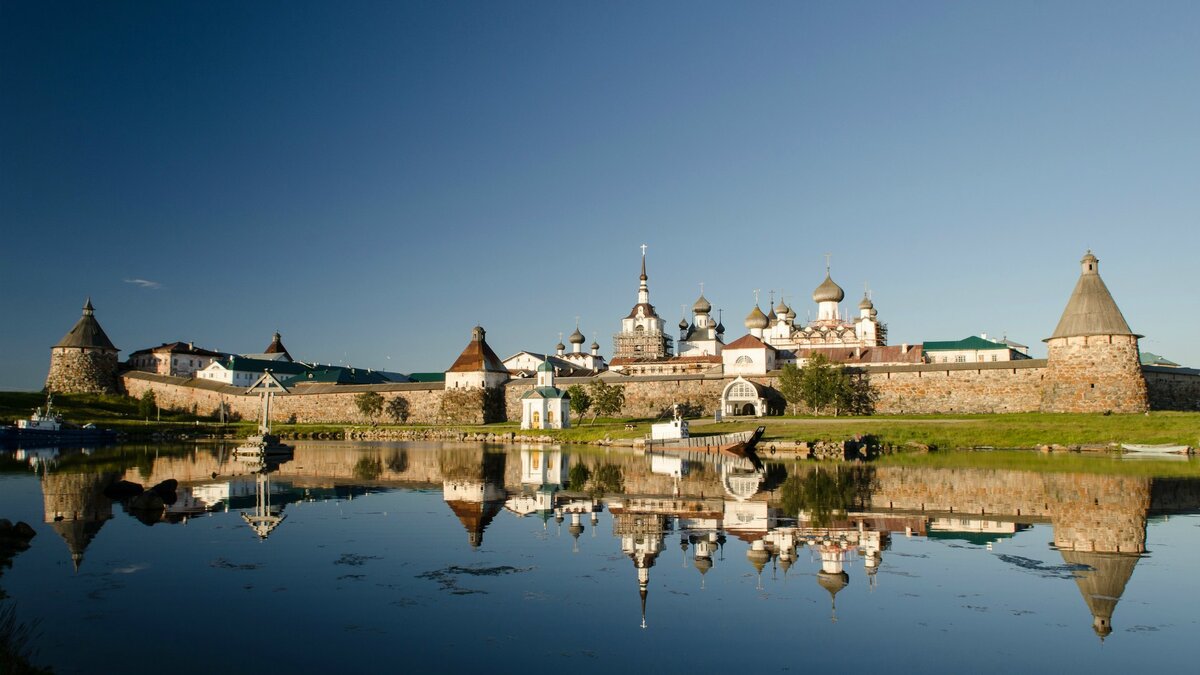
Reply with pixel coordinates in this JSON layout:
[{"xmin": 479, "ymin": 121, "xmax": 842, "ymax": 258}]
[
  {"xmin": 1121, "ymin": 443, "xmax": 1193, "ymax": 455},
  {"xmin": 2, "ymin": 395, "xmax": 116, "ymax": 446}
]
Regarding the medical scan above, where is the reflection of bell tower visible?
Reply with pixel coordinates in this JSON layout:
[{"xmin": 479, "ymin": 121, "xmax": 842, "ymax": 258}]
[
  {"xmin": 42, "ymin": 471, "xmax": 118, "ymax": 571},
  {"xmin": 817, "ymin": 541, "xmax": 851, "ymax": 623},
  {"xmin": 615, "ymin": 513, "xmax": 666, "ymax": 628}
]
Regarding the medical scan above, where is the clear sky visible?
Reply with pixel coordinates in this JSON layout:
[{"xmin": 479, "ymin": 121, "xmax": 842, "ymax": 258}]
[{"xmin": 3, "ymin": 1, "xmax": 1198, "ymax": 390}]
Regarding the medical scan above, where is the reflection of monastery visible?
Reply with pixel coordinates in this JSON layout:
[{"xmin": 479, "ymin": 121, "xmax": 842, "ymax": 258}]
[{"xmin": 35, "ymin": 445, "xmax": 1200, "ymax": 638}]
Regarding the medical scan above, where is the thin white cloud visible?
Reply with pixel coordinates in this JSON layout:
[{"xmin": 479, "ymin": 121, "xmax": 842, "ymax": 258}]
[{"xmin": 124, "ymin": 278, "xmax": 163, "ymax": 289}]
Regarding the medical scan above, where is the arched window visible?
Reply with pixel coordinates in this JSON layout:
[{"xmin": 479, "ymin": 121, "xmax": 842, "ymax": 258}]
[
  {"xmin": 547, "ymin": 410, "xmax": 555, "ymax": 425},
  {"xmin": 735, "ymin": 355, "xmax": 753, "ymax": 365},
  {"xmin": 728, "ymin": 381, "xmax": 756, "ymax": 399},
  {"xmin": 532, "ymin": 411, "xmax": 541, "ymax": 429}
]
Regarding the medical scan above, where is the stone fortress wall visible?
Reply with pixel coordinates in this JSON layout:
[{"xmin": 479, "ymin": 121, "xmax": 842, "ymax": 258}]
[{"xmin": 121, "ymin": 358, "xmax": 1198, "ymax": 426}]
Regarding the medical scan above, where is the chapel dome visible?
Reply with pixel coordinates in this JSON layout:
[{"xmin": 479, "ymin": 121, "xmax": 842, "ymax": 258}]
[
  {"xmin": 813, "ymin": 274, "xmax": 845, "ymax": 303},
  {"xmin": 744, "ymin": 305, "xmax": 769, "ymax": 330},
  {"xmin": 858, "ymin": 294, "xmax": 874, "ymax": 311},
  {"xmin": 568, "ymin": 327, "xmax": 585, "ymax": 344},
  {"xmin": 679, "ymin": 318, "xmax": 689, "ymax": 330},
  {"xmin": 693, "ymin": 294, "xmax": 712, "ymax": 314}
]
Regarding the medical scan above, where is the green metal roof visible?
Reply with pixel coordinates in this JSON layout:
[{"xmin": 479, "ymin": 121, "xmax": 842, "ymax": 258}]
[
  {"xmin": 223, "ymin": 356, "xmax": 311, "ymax": 375},
  {"xmin": 1139, "ymin": 352, "xmax": 1181, "ymax": 367},
  {"xmin": 406, "ymin": 372, "xmax": 446, "ymax": 383},
  {"xmin": 282, "ymin": 367, "xmax": 392, "ymax": 385},
  {"xmin": 521, "ymin": 386, "xmax": 569, "ymax": 400},
  {"xmin": 923, "ymin": 336, "xmax": 1009, "ymax": 352}
]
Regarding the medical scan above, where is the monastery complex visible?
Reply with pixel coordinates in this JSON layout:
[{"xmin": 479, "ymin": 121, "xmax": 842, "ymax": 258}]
[{"xmin": 43, "ymin": 250, "xmax": 1200, "ymax": 425}]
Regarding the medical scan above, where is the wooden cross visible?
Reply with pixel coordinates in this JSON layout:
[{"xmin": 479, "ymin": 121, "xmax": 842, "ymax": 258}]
[{"xmin": 640, "ymin": 243, "xmax": 648, "ymax": 257}]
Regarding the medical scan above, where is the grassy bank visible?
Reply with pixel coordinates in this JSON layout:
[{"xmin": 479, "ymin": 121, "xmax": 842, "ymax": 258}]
[{"xmin": 3, "ymin": 392, "xmax": 1196, "ymax": 449}]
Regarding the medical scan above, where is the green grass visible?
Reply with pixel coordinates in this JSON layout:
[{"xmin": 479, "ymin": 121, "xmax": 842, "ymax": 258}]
[
  {"xmin": 875, "ymin": 448, "xmax": 1200, "ymax": 477},
  {"xmin": 4, "ymin": 391, "xmax": 1196, "ymax": 450}
]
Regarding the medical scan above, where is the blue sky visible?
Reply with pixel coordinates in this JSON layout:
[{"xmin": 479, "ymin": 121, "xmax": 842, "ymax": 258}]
[{"xmin": 3, "ymin": 1, "xmax": 1198, "ymax": 389}]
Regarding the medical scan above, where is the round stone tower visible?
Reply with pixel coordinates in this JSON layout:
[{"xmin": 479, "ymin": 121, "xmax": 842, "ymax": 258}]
[
  {"xmin": 44, "ymin": 298, "xmax": 120, "ymax": 394},
  {"xmin": 1042, "ymin": 252, "xmax": 1148, "ymax": 413}
]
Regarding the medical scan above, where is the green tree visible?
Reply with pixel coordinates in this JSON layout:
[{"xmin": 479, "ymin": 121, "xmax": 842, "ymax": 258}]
[
  {"xmin": 354, "ymin": 391, "xmax": 384, "ymax": 424},
  {"xmin": 778, "ymin": 363, "xmax": 804, "ymax": 415},
  {"xmin": 799, "ymin": 353, "xmax": 841, "ymax": 414},
  {"xmin": 566, "ymin": 384, "xmax": 591, "ymax": 423},
  {"xmin": 567, "ymin": 462, "xmax": 591, "ymax": 490},
  {"xmin": 587, "ymin": 380, "xmax": 625, "ymax": 420},
  {"xmin": 385, "ymin": 395, "xmax": 410, "ymax": 423},
  {"xmin": 138, "ymin": 390, "xmax": 157, "ymax": 419},
  {"xmin": 836, "ymin": 372, "xmax": 877, "ymax": 416}
]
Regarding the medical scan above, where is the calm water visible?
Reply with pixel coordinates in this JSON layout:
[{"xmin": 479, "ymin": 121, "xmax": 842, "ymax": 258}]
[{"xmin": 2, "ymin": 442, "xmax": 1199, "ymax": 674}]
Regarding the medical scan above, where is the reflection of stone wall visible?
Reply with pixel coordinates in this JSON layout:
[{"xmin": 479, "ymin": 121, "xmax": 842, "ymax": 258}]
[{"xmin": 868, "ymin": 466, "xmax": 1151, "ymax": 553}]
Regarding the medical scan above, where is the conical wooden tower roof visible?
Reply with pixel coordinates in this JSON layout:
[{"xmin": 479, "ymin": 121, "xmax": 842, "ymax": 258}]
[
  {"xmin": 1061, "ymin": 550, "xmax": 1140, "ymax": 641},
  {"xmin": 54, "ymin": 298, "xmax": 118, "ymax": 351},
  {"xmin": 1047, "ymin": 252, "xmax": 1139, "ymax": 340}
]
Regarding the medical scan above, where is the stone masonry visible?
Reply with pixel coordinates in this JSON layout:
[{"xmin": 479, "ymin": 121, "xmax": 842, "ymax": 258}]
[
  {"xmin": 1042, "ymin": 335, "xmax": 1149, "ymax": 413},
  {"xmin": 46, "ymin": 348, "xmax": 119, "ymax": 394}
]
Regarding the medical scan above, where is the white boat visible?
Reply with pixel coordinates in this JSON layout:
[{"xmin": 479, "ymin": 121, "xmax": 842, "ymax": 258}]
[{"xmin": 1121, "ymin": 443, "xmax": 1193, "ymax": 455}]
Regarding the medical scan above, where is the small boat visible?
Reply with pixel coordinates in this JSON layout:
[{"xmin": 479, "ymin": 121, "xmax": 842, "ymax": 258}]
[
  {"xmin": 1121, "ymin": 443, "xmax": 1193, "ymax": 455},
  {"xmin": 644, "ymin": 410, "xmax": 766, "ymax": 467},
  {"xmin": 2, "ymin": 394, "xmax": 116, "ymax": 446}
]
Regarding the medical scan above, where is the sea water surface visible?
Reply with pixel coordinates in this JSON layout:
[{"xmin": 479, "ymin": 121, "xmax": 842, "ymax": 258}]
[{"xmin": 1, "ymin": 442, "xmax": 1198, "ymax": 674}]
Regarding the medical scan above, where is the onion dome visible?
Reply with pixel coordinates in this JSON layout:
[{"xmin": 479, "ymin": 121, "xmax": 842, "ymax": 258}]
[
  {"xmin": 818, "ymin": 569, "xmax": 849, "ymax": 595},
  {"xmin": 555, "ymin": 341, "xmax": 565, "ymax": 352},
  {"xmin": 678, "ymin": 318, "xmax": 689, "ymax": 330},
  {"xmin": 813, "ymin": 273, "xmax": 845, "ymax": 303},
  {"xmin": 746, "ymin": 547, "xmax": 771, "ymax": 573},
  {"xmin": 693, "ymin": 294, "xmax": 712, "ymax": 314},
  {"xmin": 785, "ymin": 305, "xmax": 796, "ymax": 321},
  {"xmin": 569, "ymin": 523, "xmax": 584, "ymax": 539},
  {"xmin": 744, "ymin": 305, "xmax": 769, "ymax": 330},
  {"xmin": 775, "ymin": 298, "xmax": 790, "ymax": 316},
  {"xmin": 590, "ymin": 341, "xmax": 600, "ymax": 351},
  {"xmin": 694, "ymin": 556, "xmax": 713, "ymax": 575},
  {"xmin": 537, "ymin": 360, "xmax": 554, "ymax": 373},
  {"xmin": 568, "ymin": 327, "xmax": 585, "ymax": 344},
  {"xmin": 716, "ymin": 320, "xmax": 725, "ymax": 335},
  {"xmin": 858, "ymin": 294, "xmax": 874, "ymax": 311}
]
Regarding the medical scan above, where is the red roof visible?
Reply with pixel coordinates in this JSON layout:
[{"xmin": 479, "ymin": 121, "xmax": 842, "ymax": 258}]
[
  {"xmin": 792, "ymin": 345, "xmax": 923, "ymax": 365},
  {"xmin": 723, "ymin": 334, "xmax": 773, "ymax": 351},
  {"xmin": 447, "ymin": 328, "xmax": 507, "ymax": 373}
]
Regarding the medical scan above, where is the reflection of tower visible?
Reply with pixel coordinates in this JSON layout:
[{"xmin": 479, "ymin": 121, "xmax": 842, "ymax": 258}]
[
  {"xmin": 817, "ymin": 540, "xmax": 851, "ymax": 623},
  {"xmin": 746, "ymin": 540, "xmax": 772, "ymax": 590},
  {"xmin": 858, "ymin": 528, "xmax": 885, "ymax": 590},
  {"xmin": 615, "ymin": 513, "xmax": 666, "ymax": 629},
  {"xmin": 568, "ymin": 513, "xmax": 585, "ymax": 552},
  {"xmin": 690, "ymin": 533, "xmax": 718, "ymax": 588},
  {"xmin": 1060, "ymin": 551, "xmax": 1140, "ymax": 641},
  {"xmin": 441, "ymin": 449, "xmax": 508, "ymax": 549},
  {"xmin": 42, "ymin": 471, "xmax": 118, "ymax": 571}
]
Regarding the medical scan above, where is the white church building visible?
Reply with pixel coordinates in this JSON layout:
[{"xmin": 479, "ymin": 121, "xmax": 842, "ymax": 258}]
[{"xmin": 520, "ymin": 360, "xmax": 571, "ymax": 430}]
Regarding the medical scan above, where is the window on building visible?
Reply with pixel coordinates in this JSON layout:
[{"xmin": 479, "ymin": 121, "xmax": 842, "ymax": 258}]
[
  {"xmin": 955, "ymin": 355, "xmax": 966, "ymax": 363},
  {"xmin": 735, "ymin": 355, "xmax": 753, "ymax": 365},
  {"xmin": 991, "ymin": 354, "xmax": 998, "ymax": 362}
]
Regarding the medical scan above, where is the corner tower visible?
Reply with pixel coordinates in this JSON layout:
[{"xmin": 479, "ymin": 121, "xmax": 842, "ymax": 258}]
[
  {"xmin": 45, "ymin": 298, "xmax": 120, "ymax": 394},
  {"xmin": 1042, "ymin": 252, "xmax": 1148, "ymax": 413}
]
